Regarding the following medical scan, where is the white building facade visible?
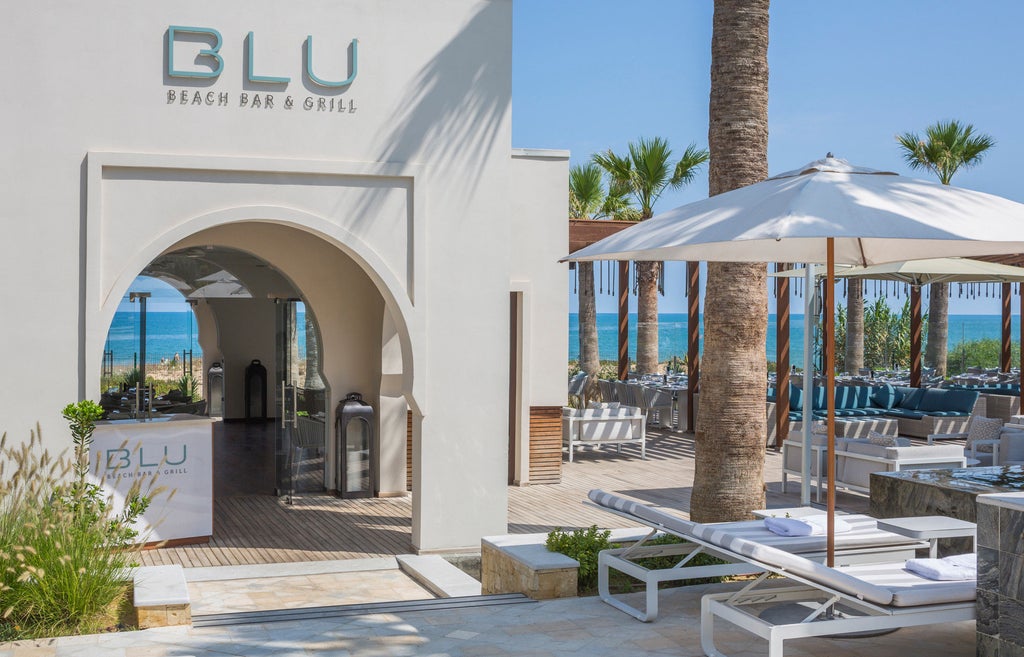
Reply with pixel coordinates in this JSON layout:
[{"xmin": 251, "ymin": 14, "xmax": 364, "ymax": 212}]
[{"xmin": 0, "ymin": 0, "xmax": 567, "ymax": 552}]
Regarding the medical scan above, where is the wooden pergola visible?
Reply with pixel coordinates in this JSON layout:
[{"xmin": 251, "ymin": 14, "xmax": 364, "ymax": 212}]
[
  {"xmin": 570, "ymin": 219, "xmax": 702, "ymax": 431},
  {"xmin": 570, "ymin": 216, "xmax": 1024, "ymax": 439}
]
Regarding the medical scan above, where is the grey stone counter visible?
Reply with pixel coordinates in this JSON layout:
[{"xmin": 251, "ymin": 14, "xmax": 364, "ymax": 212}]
[
  {"xmin": 871, "ymin": 465, "xmax": 1024, "ymax": 555},
  {"xmin": 977, "ymin": 491, "xmax": 1024, "ymax": 657}
]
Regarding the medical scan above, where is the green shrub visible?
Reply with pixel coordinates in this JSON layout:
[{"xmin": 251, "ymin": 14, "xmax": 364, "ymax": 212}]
[
  {"xmin": 0, "ymin": 402, "xmax": 158, "ymax": 640},
  {"xmin": 175, "ymin": 372, "xmax": 199, "ymax": 402},
  {"xmin": 545, "ymin": 525, "xmax": 611, "ymax": 591}
]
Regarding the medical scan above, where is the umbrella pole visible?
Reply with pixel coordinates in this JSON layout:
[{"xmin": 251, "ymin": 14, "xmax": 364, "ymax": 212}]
[
  {"xmin": 801, "ymin": 265, "xmax": 815, "ymax": 506},
  {"xmin": 826, "ymin": 238, "xmax": 836, "ymax": 567}
]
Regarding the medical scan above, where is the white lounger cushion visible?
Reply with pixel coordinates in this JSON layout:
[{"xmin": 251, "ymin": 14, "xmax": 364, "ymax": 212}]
[
  {"xmin": 703, "ymin": 516, "xmax": 919, "ymax": 552},
  {"xmin": 686, "ymin": 525, "xmax": 897, "ymax": 605},
  {"xmin": 588, "ymin": 489, "xmax": 921, "ymax": 553},
  {"xmin": 838, "ymin": 561, "xmax": 977, "ymax": 607},
  {"xmin": 588, "ymin": 489, "xmax": 698, "ymax": 536}
]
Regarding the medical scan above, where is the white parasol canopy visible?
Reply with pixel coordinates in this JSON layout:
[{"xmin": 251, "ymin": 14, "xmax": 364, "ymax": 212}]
[
  {"xmin": 564, "ymin": 157, "xmax": 1024, "ymax": 265},
  {"xmin": 840, "ymin": 257, "xmax": 1024, "ymax": 284},
  {"xmin": 563, "ymin": 156, "xmax": 1024, "ymax": 566}
]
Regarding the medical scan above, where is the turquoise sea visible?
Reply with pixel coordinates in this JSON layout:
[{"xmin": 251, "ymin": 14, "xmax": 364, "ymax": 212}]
[
  {"xmin": 106, "ymin": 310, "xmax": 307, "ymax": 366},
  {"xmin": 569, "ymin": 313, "xmax": 1021, "ymax": 368},
  {"xmin": 109, "ymin": 310, "xmax": 1016, "ymax": 369}
]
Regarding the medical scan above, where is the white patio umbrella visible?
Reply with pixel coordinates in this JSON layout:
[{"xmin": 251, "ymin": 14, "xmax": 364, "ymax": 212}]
[{"xmin": 564, "ymin": 155, "xmax": 1024, "ymax": 565}]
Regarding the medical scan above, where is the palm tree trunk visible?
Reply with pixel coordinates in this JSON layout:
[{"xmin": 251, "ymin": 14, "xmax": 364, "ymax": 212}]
[
  {"xmin": 925, "ymin": 282, "xmax": 948, "ymax": 378},
  {"xmin": 304, "ymin": 312, "xmax": 324, "ymax": 389},
  {"xmin": 845, "ymin": 278, "xmax": 864, "ymax": 373},
  {"xmin": 636, "ymin": 261, "xmax": 661, "ymax": 374},
  {"xmin": 691, "ymin": 0, "xmax": 770, "ymax": 523},
  {"xmin": 578, "ymin": 262, "xmax": 601, "ymax": 399}
]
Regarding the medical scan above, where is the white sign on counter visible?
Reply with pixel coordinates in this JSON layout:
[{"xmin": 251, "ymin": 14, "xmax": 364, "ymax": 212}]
[{"xmin": 91, "ymin": 416, "xmax": 213, "ymax": 543}]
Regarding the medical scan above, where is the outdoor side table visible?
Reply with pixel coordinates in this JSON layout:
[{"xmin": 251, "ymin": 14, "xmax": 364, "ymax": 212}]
[{"xmin": 875, "ymin": 516, "xmax": 977, "ymax": 558}]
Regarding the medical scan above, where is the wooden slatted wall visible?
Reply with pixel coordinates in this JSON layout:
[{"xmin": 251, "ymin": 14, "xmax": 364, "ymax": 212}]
[
  {"xmin": 406, "ymin": 410, "xmax": 413, "ymax": 491},
  {"xmin": 528, "ymin": 406, "xmax": 562, "ymax": 484}
]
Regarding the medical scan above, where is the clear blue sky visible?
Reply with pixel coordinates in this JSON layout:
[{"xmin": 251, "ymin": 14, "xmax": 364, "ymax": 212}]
[{"xmin": 511, "ymin": 0, "xmax": 1024, "ymax": 315}]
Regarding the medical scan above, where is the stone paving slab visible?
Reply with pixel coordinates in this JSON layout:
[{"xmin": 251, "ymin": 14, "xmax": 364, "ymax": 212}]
[
  {"xmin": 0, "ymin": 582, "xmax": 974, "ymax": 657},
  {"xmin": 188, "ymin": 567, "xmax": 434, "ymax": 616}
]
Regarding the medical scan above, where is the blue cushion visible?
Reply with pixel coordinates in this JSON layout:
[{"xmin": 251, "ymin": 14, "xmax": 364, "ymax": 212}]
[
  {"xmin": 789, "ymin": 384, "xmax": 803, "ymax": 412},
  {"xmin": 922, "ymin": 389, "xmax": 977, "ymax": 413},
  {"xmin": 920, "ymin": 410, "xmax": 969, "ymax": 417},
  {"xmin": 896, "ymin": 387, "xmax": 925, "ymax": 410},
  {"xmin": 812, "ymin": 386, "xmax": 828, "ymax": 411},
  {"xmin": 766, "ymin": 386, "xmax": 776, "ymax": 403},
  {"xmin": 870, "ymin": 383, "xmax": 898, "ymax": 409}
]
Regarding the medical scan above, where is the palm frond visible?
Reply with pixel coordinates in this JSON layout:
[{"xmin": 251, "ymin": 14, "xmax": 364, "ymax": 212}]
[
  {"xmin": 569, "ymin": 163, "xmax": 606, "ymax": 219},
  {"xmin": 896, "ymin": 120, "xmax": 995, "ymax": 185}
]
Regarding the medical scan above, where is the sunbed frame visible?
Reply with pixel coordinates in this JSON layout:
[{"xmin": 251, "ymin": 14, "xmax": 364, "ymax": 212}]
[
  {"xmin": 586, "ymin": 490, "xmax": 925, "ymax": 622},
  {"xmin": 699, "ymin": 558, "xmax": 974, "ymax": 657}
]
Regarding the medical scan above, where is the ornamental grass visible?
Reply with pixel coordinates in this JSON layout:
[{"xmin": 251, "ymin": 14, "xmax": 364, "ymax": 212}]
[{"xmin": 0, "ymin": 402, "xmax": 161, "ymax": 640}]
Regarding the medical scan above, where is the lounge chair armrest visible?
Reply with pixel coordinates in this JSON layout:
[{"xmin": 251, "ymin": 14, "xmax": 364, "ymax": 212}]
[
  {"xmin": 927, "ymin": 432, "xmax": 967, "ymax": 444},
  {"xmin": 967, "ymin": 439, "xmax": 1000, "ymax": 463}
]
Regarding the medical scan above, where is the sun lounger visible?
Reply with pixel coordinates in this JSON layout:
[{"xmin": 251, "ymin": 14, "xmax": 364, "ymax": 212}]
[
  {"xmin": 587, "ymin": 489, "xmax": 928, "ymax": 622},
  {"xmin": 694, "ymin": 527, "xmax": 975, "ymax": 657}
]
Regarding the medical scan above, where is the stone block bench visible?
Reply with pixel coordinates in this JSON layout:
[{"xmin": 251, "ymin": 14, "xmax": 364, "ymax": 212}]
[
  {"xmin": 133, "ymin": 564, "xmax": 191, "ymax": 628},
  {"xmin": 481, "ymin": 529, "xmax": 646, "ymax": 600}
]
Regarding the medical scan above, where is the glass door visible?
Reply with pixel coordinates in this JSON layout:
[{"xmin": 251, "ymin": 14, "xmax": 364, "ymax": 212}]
[
  {"xmin": 274, "ymin": 299, "xmax": 299, "ymax": 498},
  {"xmin": 274, "ymin": 299, "xmax": 328, "ymax": 500}
]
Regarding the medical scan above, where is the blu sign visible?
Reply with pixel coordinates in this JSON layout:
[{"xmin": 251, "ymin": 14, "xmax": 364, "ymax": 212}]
[
  {"xmin": 165, "ymin": 26, "xmax": 358, "ymax": 113},
  {"xmin": 91, "ymin": 419, "xmax": 214, "ymax": 543}
]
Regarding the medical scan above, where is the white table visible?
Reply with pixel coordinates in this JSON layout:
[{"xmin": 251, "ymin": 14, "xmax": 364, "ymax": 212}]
[
  {"xmin": 875, "ymin": 516, "xmax": 977, "ymax": 558},
  {"xmin": 751, "ymin": 506, "xmax": 849, "ymax": 519}
]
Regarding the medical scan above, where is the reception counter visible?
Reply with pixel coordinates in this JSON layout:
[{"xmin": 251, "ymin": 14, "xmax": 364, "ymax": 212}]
[{"xmin": 91, "ymin": 414, "xmax": 213, "ymax": 545}]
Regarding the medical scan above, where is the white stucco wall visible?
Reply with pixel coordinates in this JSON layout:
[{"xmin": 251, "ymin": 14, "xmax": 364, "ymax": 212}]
[{"xmin": 0, "ymin": 0, "xmax": 566, "ymax": 552}]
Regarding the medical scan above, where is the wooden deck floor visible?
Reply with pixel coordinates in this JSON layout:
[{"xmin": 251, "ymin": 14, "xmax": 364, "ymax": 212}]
[{"xmin": 141, "ymin": 425, "xmax": 868, "ymax": 568}]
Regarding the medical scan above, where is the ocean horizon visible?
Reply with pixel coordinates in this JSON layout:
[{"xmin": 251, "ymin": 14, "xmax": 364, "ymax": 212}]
[
  {"xmin": 570, "ymin": 312, "xmax": 1020, "ymax": 368},
  {"xmin": 106, "ymin": 310, "xmax": 307, "ymax": 366}
]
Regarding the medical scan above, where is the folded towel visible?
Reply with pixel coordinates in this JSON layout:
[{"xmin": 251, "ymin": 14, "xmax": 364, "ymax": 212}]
[
  {"xmin": 905, "ymin": 554, "xmax": 977, "ymax": 581},
  {"xmin": 764, "ymin": 515, "xmax": 852, "ymax": 537}
]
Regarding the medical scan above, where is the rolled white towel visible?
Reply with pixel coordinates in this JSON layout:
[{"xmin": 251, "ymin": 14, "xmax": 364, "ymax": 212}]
[
  {"xmin": 764, "ymin": 515, "xmax": 852, "ymax": 537},
  {"xmin": 905, "ymin": 554, "xmax": 977, "ymax": 581}
]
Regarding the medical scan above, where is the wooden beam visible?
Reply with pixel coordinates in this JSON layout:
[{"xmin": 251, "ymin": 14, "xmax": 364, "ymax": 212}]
[
  {"xmin": 618, "ymin": 261, "xmax": 630, "ymax": 381},
  {"xmin": 910, "ymin": 286, "xmax": 922, "ymax": 387},
  {"xmin": 1003, "ymin": 282, "xmax": 1013, "ymax": 373},
  {"xmin": 568, "ymin": 219, "xmax": 636, "ymax": 252},
  {"xmin": 687, "ymin": 261, "xmax": 700, "ymax": 432},
  {"xmin": 774, "ymin": 263, "xmax": 790, "ymax": 450}
]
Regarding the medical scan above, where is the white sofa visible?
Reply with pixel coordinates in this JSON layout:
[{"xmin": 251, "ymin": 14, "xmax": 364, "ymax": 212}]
[
  {"xmin": 783, "ymin": 433, "xmax": 967, "ymax": 497},
  {"xmin": 561, "ymin": 405, "xmax": 646, "ymax": 462},
  {"xmin": 835, "ymin": 438, "xmax": 967, "ymax": 493}
]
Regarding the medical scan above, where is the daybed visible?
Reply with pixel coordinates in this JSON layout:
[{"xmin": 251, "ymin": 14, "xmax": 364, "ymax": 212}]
[
  {"xmin": 561, "ymin": 405, "xmax": 646, "ymax": 462},
  {"xmin": 697, "ymin": 527, "xmax": 976, "ymax": 657},
  {"xmin": 587, "ymin": 489, "xmax": 927, "ymax": 622},
  {"xmin": 767, "ymin": 383, "xmax": 982, "ymax": 439}
]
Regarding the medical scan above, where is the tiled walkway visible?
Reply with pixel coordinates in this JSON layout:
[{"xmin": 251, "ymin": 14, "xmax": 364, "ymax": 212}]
[
  {"xmin": 0, "ymin": 582, "xmax": 975, "ymax": 657},
  {"xmin": 185, "ymin": 559, "xmax": 433, "ymax": 616}
]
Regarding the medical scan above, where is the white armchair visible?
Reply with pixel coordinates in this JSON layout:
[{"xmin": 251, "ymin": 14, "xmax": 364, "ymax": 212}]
[{"xmin": 930, "ymin": 423, "xmax": 1024, "ymax": 466}]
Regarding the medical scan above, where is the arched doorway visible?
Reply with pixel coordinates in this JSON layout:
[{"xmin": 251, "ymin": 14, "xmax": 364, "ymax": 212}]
[{"xmin": 97, "ymin": 220, "xmax": 426, "ymax": 564}]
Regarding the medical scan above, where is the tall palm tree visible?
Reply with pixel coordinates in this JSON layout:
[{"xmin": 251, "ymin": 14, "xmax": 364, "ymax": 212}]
[
  {"xmin": 570, "ymin": 163, "xmax": 607, "ymax": 397},
  {"xmin": 593, "ymin": 138, "xmax": 709, "ymax": 374},
  {"xmin": 897, "ymin": 121, "xmax": 995, "ymax": 378},
  {"xmin": 690, "ymin": 0, "xmax": 770, "ymax": 523}
]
